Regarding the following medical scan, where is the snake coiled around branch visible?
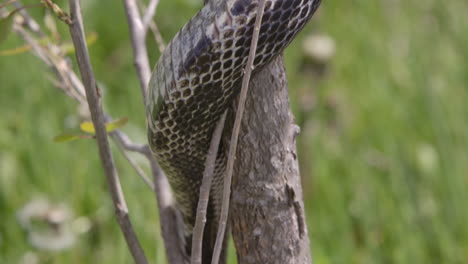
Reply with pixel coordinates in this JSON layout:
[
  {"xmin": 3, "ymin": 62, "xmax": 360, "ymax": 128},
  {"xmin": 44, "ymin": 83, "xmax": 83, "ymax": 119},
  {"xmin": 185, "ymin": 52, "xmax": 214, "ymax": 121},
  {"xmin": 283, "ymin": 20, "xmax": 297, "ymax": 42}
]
[{"xmin": 146, "ymin": 0, "xmax": 321, "ymax": 262}]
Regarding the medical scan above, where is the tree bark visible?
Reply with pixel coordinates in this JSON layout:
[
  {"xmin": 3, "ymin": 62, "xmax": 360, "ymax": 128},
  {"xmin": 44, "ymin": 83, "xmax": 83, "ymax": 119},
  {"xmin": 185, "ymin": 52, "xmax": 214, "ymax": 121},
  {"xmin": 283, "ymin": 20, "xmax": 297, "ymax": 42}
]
[{"xmin": 229, "ymin": 55, "xmax": 312, "ymax": 264}]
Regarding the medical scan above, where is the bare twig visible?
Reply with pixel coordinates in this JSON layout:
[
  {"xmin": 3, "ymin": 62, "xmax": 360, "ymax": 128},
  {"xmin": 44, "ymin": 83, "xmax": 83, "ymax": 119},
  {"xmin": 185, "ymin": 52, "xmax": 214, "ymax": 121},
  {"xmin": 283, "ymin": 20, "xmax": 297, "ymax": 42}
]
[
  {"xmin": 12, "ymin": 1, "xmax": 45, "ymax": 37},
  {"xmin": 68, "ymin": 1, "xmax": 148, "ymax": 263},
  {"xmin": 13, "ymin": 1, "xmax": 184, "ymax": 262},
  {"xmin": 112, "ymin": 133, "xmax": 155, "ymax": 192},
  {"xmin": 211, "ymin": 1, "xmax": 267, "ymax": 263},
  {"xmin": 42, "ymin": 0, "xmax": 72, "ymax": 25},
  {"xmin": 112, "ymin": 129, "xmax": 150, "ymax": 155},
  {"xmin": 122, "ymin": 0, "xmax": 151, "ymax": 103},
  {"xmin": 191, "ymin": 111, "xmax": 227, "ymax": 264},
  {"xmin": 148, "ymin": 19, "xmax": 165, "ymax": 52},
  {"xmin": 136, "ymin": 0, "xmax": 165, "ymax": 53},
  {"xmin": 13, "ymin": 25, "xmax": 87, "ymax": 103},
  {"xmin": 14, "ymin": 22, "xmax": 155, "ymax": 191},
  {"xmin": 121, "ymin": 2, "xmax": 186, "ymax": 263},
  {"xmin": 149, "ymin": 155, "xmax": 187, "ymax": 264},
  {"xmin": 0, "ymin": 0, "xmax": 16, "ymax": 9},
  {"xmin": 142, "ymin": 0, "xmax": 159, "ymax": 31}
]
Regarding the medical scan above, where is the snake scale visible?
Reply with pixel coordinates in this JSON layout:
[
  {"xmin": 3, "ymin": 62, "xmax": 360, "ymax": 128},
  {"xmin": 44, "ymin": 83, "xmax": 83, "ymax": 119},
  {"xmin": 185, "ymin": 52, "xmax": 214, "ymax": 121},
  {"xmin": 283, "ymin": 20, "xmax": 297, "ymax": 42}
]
[{"xmin": 146, "ymin": 0, "xmax": 321, "ymax": 262}]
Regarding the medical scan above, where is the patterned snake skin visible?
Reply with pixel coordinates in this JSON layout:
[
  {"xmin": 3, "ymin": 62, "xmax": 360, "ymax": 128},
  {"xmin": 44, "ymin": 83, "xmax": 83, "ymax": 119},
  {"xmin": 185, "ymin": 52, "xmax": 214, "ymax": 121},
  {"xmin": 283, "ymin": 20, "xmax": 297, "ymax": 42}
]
[{"xmin": 146, "ymin": 0, "xmax": 321, "ymax": 261}]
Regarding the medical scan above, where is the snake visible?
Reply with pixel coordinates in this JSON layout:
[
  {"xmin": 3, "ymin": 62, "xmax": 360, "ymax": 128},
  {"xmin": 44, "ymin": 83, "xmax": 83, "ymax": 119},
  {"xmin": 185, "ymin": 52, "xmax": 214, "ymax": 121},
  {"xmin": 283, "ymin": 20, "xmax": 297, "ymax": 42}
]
[{"xmin": 146, "ymin": 0, "xmax": 321, "ymax": 262}]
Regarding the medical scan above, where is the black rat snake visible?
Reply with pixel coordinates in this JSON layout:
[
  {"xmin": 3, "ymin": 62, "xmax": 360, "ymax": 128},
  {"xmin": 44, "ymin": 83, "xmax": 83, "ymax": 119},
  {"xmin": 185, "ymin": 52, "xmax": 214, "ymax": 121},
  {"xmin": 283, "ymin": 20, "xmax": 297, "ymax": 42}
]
[{"xmin": 146, "ymin": 0, "xmax": 321, "ymax": 262}]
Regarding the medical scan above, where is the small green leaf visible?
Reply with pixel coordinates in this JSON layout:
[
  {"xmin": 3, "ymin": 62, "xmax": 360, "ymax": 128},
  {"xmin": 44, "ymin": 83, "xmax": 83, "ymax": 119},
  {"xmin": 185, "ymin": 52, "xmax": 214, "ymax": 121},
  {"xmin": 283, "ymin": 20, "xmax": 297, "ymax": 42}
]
[
  {"xmin": 105, "ymin": 117, "xmax": 129, "ymax": 132},
  {"xmin": 53, "ymin": 134, "xmax": 80, "ymax": 142},
  {"xmin": 80, "ymin": 117, "xmax": 128, "ymax": 134},
  {"xmin": 80, "ymin": 121, "xmax": 96, "ymax": 134}
]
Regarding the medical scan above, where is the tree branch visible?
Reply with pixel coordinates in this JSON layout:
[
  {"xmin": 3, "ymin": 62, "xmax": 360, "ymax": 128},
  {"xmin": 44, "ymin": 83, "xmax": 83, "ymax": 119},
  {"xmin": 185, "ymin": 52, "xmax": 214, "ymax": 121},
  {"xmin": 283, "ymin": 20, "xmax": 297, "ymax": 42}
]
[
  {"xmin": 149, "ymin": 156, "xmax": 187, "ymax": 264},
  {"xmin": 13, "ymin": 1, "xmax": 184, "ymax": 263},
  {"xmin": 191, "ymin": 111, "xmax": 227, "ymax": 264},
  {"xmin": 211, "ymin": 0, "xmax": 267, "ymax": 263},
  {"xmin": 122, "ymin": 0, "xmax": 151, "ymax": 103},
  {"xmin": 68, "ymin": 1, "xmax": 148, "ymax": 263},
  {"xmin": 13, "ymin": 1, "xmax": 45, "ymax": 37},
  {"xmin": 121, "ymin": 1, "xmax": 187, "ymax": 262},
  {"xmin": 142, "ymin": 0, "xmax": 160, "ymax": 31},
  {"xmin": 112, "ymin": 133, "xmax": 155, "ymax": 192},
  {"xmin": 136, "ymin": 0, "xmax": 165, "ymax": 53},
  {"xmin": 230, "ymin": 55, "xmax": 313, "ymax": 264}
]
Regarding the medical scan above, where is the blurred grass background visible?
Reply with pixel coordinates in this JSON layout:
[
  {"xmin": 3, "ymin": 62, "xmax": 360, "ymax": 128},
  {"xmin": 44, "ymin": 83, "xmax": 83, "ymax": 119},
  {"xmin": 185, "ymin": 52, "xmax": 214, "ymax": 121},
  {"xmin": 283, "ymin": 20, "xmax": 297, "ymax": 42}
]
[{"xmin": 1, "ymin": 0, "xmax": 468, "ymax": 263}]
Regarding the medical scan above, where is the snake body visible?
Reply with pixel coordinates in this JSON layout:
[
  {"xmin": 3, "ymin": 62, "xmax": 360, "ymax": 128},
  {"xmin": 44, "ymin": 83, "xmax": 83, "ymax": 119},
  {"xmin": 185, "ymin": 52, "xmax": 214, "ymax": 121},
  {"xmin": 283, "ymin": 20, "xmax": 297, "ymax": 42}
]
[{"xmin": 146, "ymin": 0, "xmax": 321, "ymax": 261}]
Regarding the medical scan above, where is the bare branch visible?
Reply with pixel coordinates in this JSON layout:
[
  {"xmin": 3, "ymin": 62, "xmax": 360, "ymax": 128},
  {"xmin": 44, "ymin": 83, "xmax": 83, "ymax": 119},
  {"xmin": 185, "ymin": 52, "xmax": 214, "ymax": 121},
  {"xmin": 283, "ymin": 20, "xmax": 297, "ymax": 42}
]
[
  {"xmin": 136, "ymin": 0, "xmax": 165, "ymax": 53},
  {"xmin": 191, "ymin": 111, "xmax": 227, "ymax": 264},
  {"xmin": 149, "ymin": 156, "xmax": 188, "ymax": 264},
  {"xmin": 12, "ymin": 1, "xmax": 184, "ymax": 262},
  {"xmin": 12, "ymin": 1, "xmax": 45, "ymax": 37},
  {"xmin": 112, "ymin": 133, "xmax": 155, "ymax": 192},
  {"xmin": 122, "ymin": 2, "xmax": 186, "ymax": 262},
  {"xmin": 148, "ymin": 19, "xmax": 165, "ymax": 53},
  {"xmin": 231, "ymin": 56, "xmax": 313, "ymax": 264},
  {"xmin": 142, "ymin": 0, "xmax": 160, "ymax": 31},
  {"xmin": 13, "ymin": 0, "xmax": 158, "ymax": 185},
  {"xmin": 122, "ymin": 0, "xmax": 151, "ymax": 103},
  {"xmin": 112, "ymin": 130, "xmax": 150, "ymax": 155},
  {"xmin": 68, "ymin": 1, "xmax": 148, "ymax": 263},
  {"xmin": 211, "ymin": 1, "xmax": 267, "ymax": 263}
]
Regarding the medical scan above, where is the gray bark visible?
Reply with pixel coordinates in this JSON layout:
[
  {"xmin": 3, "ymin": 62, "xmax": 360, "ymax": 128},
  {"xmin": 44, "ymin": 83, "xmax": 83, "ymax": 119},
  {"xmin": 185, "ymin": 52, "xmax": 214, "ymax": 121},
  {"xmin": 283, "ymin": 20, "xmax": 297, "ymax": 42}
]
[{"xmin": 228, "ymin": 55, "xmax": 312, "ymax": 264}]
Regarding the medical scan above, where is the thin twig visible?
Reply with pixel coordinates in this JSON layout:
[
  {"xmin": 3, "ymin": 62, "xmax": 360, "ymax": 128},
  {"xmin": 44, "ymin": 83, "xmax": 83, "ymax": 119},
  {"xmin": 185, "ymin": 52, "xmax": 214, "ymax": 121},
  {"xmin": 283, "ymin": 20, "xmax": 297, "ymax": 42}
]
[
  {"xmin": 191, "ymin": 111, "xmax": 227, "ymax": 264},
  {"xmin": 148, "ymin": 155, "xmax": 187, "ymax": 264},
  {"xmin": 142, "ymin": 0, "xmax": 159, "ymax": 31},
  {"xmin": 148, "ymin": 19, "xmax": 165, "ymax": 53},
  {"xmin": 15, "ymin": 22, "xmax": 156, "ymax": 192},
  {"xmin": 122, "ymin": 1, "xmax": 188, "ymax": 263},
  {"xmin": 13, "ymin": 1, "xmax": 181, "ymax": 262},
  {"xmin": 0, "ymin": 0, "xmax": 16, "ymax": 9},
  {"xmin": 211, "ymin": 1, "xmax": 267, "ymax": 263},
  {"xmin": 68, "ymin": 1, "xmax": 148, "ymax": 263},
  {"xmin": 111, "ymin": 129, "xmax": 149, "ymax": 155},
  {"xmin": 12, "ymin": 1, "xmax": 45, "ymax": 37},
  {"xmin": 136, "ymin": 0, "xmax": 165, "ymax": 53},
  {"xmin": 112, "ymin": 133, "xmax": 155, "ymax": 192},
  {"xmin": 122, "ymin": 0, "xmax": 151, "ymax": 104},
  {"xmin": 13, "ymin": 25, "xmax": 87, "ymax": 103}
]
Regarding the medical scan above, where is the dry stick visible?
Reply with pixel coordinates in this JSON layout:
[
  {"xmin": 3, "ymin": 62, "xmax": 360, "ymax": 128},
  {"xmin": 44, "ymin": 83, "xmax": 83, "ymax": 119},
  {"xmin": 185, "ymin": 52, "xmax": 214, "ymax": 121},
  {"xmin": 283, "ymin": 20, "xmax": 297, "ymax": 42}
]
[
  {"xmin": 135, "ymin": 0, "xmax": 165, "ymax": 53},
  {"xmin": 191, "ymin": 111, "xmax": 228, "ymax": 264},
  {"xmin": 112, "ymin": 133, "xmax": 155, "ymax": 192},
  {"xmin": 14, "ymin": 2, "xmax": 156, "ymax": 199},
  {"xmin": 148, "ymin": 21, "xmax": 166, "ymax": 52},
  {"xmin": 15, "ymin": 21, "xmax": 155, "ymax": 191},
  {"xmin": 142, "ymin": 0, "xmax": 160, "ymax": 30},
  {"xmin": 148, "ymin": 154, "xmax": 187, "ymax": 264},
  {"xmin": 13, "ymin": 1, "xmax": 45, "ymax": 37},
  {"xmin": 0, "ymin": 0, "xmax": 16, "ymax": 9},
  {"xmin": 17, "ymin": 0, "xmax": 183, "ymax": 262},
  {"xmin": 16, "ymin": 18, "xmax": 153, "ymax": 189},
  {"xmin": 116, "ymin": 122, "xmax": 186, "ymax": 263},
  {"xmin": 68, "ymin": 1, "xmax": 148, "ymax": 263},
  {"xmin": 122, "ymin": 0, "xmax": 151, "ymax": 103},
  {"xmin": 112, "ymin": 130, "xmax": 149, "ymax": 155},
  {"xmin": 211, "ymin": 0, "xmax": 267, "ymax": 263},
  {"xmin": 121, "ymin": 1, "xmax": 187, "ymax": 263}
]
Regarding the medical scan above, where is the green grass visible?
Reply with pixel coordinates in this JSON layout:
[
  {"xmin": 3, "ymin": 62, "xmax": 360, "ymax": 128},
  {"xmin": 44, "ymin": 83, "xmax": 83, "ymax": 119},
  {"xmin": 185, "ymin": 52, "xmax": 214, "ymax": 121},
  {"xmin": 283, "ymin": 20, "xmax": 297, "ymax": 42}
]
[{"xmin": 1, "ymin": 0, "xmax": 468, "ymax": 263}]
